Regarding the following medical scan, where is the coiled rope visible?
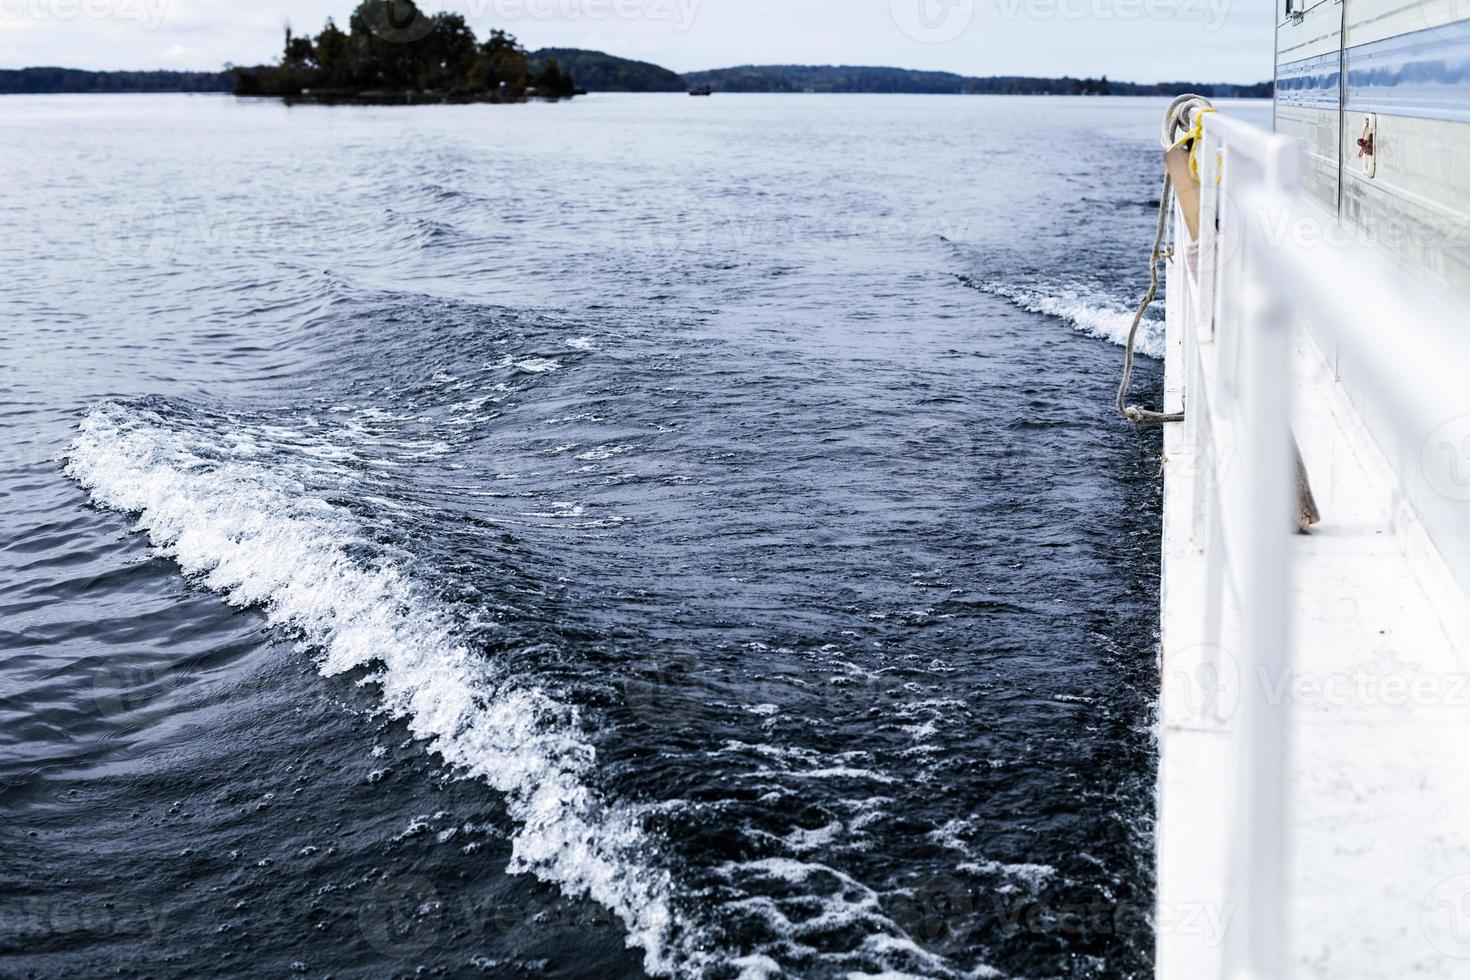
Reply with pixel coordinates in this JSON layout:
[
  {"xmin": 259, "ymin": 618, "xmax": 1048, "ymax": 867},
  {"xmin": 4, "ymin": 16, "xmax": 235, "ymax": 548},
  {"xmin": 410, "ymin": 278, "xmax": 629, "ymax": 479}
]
[{"xmin": 1117, "ymin": 93, "xmax": 1215, "ymax": 425}]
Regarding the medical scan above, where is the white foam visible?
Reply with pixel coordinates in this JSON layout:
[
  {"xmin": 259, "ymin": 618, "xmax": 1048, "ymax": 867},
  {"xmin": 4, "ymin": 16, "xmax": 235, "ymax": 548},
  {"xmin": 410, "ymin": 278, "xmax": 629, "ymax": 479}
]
[
  {"xmin": 493, "ymin": 355, "xmax": 561, "ymax": 374},
  {"xmin": 729, "ymin": 953, "xmax": 784, "ymax": 979},
  {"xmin": 64, "ymin": 402, "xmax": 697, "ymax": 977},
  {"xmin": 956, "ymin": 859, "xmax": 1058, "ymax": 892},
  {"xmin": 779, "ymin": 821, "xmax": 843, "ymax": 852},
  {"xmin": 575, "ymin": 444, "xmax": 631, "ymax": 461},
  {"xmin": 720, "ymin": 859, "xmax": 986, "ymax": 977},
  {"xmin": 983, "ymin": 282, "xmax": 1165, "ymax": 359},
  {"xmin": 928, "ymin": 817, "xmax": 975, "ymax": 853},
  {"xmin": 783, "ymin": 767, "xmax": 897, "ymax": 783}
]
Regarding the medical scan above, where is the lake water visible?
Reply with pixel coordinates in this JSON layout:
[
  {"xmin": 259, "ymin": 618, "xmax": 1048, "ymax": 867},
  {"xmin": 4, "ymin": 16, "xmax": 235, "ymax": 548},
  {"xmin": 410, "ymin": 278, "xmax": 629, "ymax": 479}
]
[{"xmin": 0, "ymin": 92, "xmax": 1267, "ymax": 978}]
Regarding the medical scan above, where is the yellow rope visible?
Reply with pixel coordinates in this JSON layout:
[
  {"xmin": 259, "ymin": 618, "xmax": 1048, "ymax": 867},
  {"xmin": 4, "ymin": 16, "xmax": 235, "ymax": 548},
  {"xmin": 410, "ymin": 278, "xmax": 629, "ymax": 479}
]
[{"xmin": 1165, "ymin": 106, "xmax": 1216, "ymax": 182}]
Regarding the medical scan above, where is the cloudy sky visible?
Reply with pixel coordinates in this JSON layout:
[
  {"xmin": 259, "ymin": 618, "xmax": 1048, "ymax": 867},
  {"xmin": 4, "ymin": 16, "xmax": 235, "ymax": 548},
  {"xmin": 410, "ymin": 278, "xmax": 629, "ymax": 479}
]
[{"xmin": 0, "ymin": 0, "xmax": 1274, "ymax": 82}]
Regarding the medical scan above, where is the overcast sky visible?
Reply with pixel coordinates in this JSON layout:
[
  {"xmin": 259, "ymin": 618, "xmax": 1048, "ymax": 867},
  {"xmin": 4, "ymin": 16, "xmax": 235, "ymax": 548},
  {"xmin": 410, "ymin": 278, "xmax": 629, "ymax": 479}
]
[{"xmin": 0, "ymin": 0, "xmax": 1275, "ymax": 82}]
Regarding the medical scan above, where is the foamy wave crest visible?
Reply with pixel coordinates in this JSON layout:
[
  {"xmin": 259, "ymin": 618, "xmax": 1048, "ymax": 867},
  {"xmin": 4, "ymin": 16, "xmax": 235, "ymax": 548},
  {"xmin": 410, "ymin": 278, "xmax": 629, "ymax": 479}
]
[
  {"xmin": 63, "ymin": 401, "xmax": 696, "ymax": 977},
  {"xmin": 984, "ymin": 283, "xmax": 1164, "ymax": 359}
]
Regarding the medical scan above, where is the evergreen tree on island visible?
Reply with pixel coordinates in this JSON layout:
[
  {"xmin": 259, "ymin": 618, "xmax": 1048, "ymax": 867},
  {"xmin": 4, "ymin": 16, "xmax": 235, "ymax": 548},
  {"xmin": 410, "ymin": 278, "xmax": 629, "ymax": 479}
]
[{"xmin": 233, "ymin": 1, "xmax": 579, "ymax": 103}]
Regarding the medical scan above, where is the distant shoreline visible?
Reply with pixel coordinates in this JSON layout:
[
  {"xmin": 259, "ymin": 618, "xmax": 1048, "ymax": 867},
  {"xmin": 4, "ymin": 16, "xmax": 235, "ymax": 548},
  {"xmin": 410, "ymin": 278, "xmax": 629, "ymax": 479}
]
[
  {"xmin": 257, "ymin": 89, "xmax": 583, "ymax": 105},
  {"xmin": 1, "ymin": 62, "xmax": 1272, "ymax": 99},
  {"xmin": 1, "ymin": 88, "xmax": 1277, "ymax": 101}
]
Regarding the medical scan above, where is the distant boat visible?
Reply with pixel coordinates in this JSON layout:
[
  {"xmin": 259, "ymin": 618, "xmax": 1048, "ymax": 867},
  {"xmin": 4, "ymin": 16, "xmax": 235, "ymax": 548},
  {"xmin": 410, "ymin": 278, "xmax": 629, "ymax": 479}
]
[{"xmin": 688, "ymin": 84, "xmax": 713, "ymax": 97}]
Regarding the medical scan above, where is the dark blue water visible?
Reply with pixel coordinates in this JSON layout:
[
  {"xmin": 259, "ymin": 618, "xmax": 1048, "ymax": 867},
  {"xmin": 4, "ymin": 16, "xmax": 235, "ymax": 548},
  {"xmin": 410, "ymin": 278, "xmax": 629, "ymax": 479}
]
[{"xmin": 0, "ymin": 92, "xmax": 1268, "ymax": 979}]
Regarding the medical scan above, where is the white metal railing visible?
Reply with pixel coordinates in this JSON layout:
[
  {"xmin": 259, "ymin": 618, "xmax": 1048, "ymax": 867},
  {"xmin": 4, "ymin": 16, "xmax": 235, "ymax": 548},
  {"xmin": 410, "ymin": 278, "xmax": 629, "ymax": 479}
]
[
  {"xmin": 1173, "ymin": 112, "xmax": 1296, "ymax": 980},
  {"xmin": 1169, "ymin": 109, "xmax": 1470, "ymax": 979}
]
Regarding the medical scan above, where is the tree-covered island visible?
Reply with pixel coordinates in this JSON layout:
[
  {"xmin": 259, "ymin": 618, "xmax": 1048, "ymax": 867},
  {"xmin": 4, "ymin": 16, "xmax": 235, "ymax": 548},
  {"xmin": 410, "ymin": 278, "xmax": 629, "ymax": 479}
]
[{"xmin": 232, "ymin": 0, "xmax": 579, "ymax": 104}]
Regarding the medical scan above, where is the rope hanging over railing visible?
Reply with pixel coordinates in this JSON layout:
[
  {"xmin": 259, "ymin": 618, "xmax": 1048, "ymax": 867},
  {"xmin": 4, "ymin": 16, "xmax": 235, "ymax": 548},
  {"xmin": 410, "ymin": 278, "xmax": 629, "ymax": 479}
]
[{"xmin": 1117, "ymin": 93, "xmax": 1214, "ymax": 425}]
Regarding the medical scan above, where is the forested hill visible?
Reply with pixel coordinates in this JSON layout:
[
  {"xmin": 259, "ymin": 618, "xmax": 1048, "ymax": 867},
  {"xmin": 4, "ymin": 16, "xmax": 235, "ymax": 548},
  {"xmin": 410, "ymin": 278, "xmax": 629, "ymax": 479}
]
[
  {"xmin": 683, "ymin": 65, "xmax": 976, "ymax": 94},
  {"xmin": 681, "ymin": 65, "xmax": 1272, "ymax": 98},
  {"xmin": 0, "ymin": 68, "xmax": 232, "ymax": 94},
  {"xmin": 529, "ymin": 49, "xmax": 685, "ymax": 92}
]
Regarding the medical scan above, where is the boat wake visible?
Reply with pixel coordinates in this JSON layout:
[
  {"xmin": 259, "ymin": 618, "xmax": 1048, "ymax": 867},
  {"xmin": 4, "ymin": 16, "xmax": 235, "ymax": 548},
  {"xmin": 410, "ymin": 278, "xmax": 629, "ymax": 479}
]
[
  {"xmin": 63, "ymin": 400, "xmax": 698, "ymax": 977},
  {"xmin": 972, "ymin": 280, "xmax": 1164, "ymax": 359}
]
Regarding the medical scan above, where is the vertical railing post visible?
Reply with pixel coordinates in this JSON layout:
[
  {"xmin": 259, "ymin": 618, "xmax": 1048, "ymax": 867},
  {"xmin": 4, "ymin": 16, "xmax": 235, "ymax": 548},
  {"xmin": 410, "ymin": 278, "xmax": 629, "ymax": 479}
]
[
  {"xmin": 1197, "ymin": 124, "xmax": 1222, "ymax": 337},
  {"xmin": 1224, "ymin": 179, "xmax": 1295, "ymax": 980},
  {"xmin": 1235, "ymin": 278, "xmax": 1292, "ymax": 980}
]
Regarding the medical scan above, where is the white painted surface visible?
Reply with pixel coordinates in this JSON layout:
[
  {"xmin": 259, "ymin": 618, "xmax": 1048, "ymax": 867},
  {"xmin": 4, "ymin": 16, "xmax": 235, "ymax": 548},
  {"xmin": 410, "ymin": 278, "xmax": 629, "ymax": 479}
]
[{"xmin": 1156, "ymin": 110, "xmax": 1470, "ymax": 979}]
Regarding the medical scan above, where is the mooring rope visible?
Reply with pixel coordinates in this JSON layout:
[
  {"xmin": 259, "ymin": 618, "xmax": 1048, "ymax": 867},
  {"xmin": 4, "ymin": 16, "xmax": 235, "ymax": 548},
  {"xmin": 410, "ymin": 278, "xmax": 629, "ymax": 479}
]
[{"xmin": 1116, "ymin": 94, "xmax": 1214, "ymax": 426}]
